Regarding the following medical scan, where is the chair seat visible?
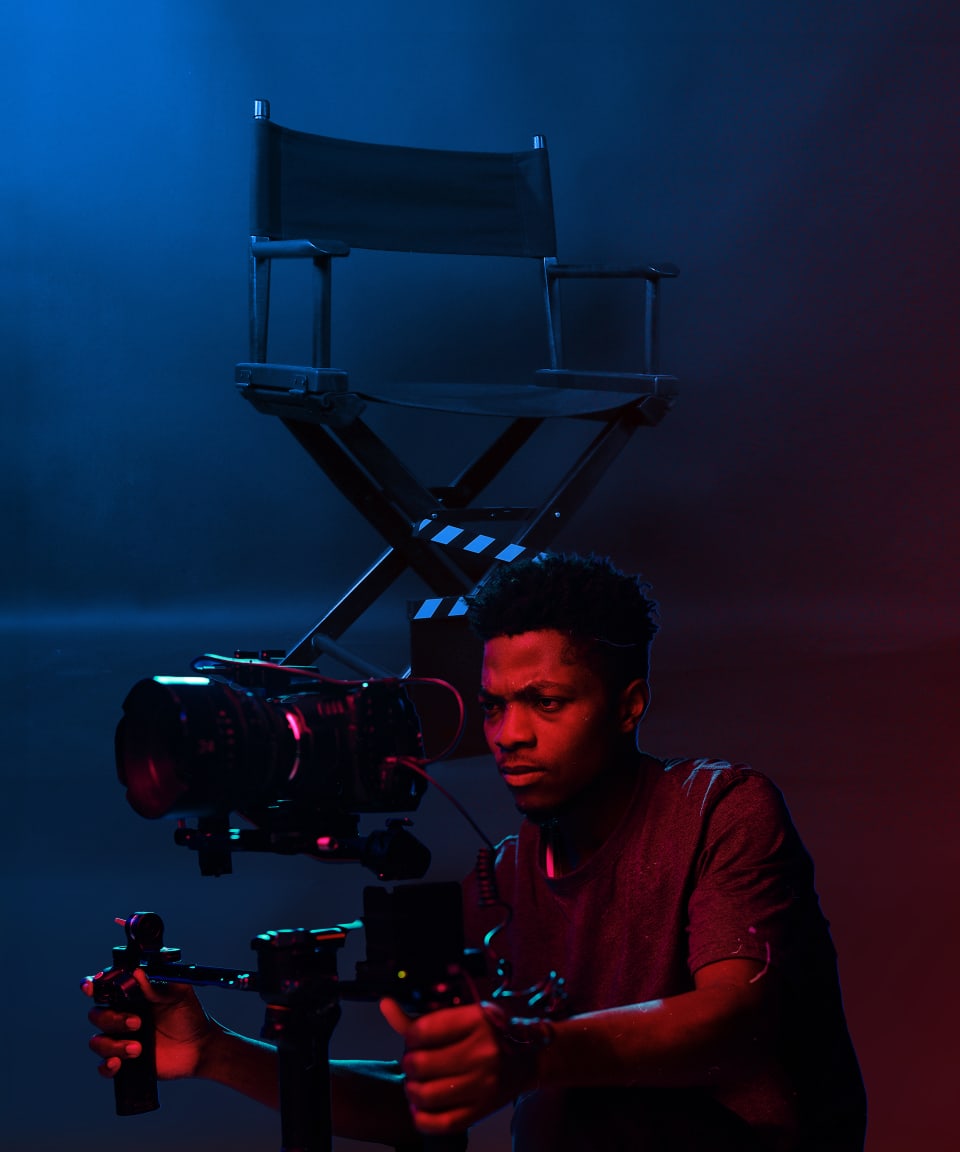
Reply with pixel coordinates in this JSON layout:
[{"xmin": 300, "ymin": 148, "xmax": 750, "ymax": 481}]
[
  {"xmin": 237, "ymin": 362, "xmax": 678, "ymax": 423},
  {"xmin": 357, "ymin": 376, "xmax": 677, "ymax": 419}
]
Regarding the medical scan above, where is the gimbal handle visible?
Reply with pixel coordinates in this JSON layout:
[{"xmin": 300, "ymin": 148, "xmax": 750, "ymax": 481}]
[{"xmin": 90, "ymin": 913, "xmax": 175, "ymax": 1115}]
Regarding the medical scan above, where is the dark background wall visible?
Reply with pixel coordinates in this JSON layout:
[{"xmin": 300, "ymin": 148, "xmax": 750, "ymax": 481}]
[{"xmin": 4, "ymin": 2, "xmax": 957, "ymax": 1150}]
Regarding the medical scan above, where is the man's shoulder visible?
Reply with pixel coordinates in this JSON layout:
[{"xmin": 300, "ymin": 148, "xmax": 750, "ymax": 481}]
[{"xmin": 652, "ymin": 756, "xmax": 784, "ymax": 819}]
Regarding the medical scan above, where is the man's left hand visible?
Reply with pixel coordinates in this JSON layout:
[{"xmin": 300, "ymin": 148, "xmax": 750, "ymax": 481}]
[{"xmin": 381, "ymin": 998, "xmax": 530, "ymax": 1134}]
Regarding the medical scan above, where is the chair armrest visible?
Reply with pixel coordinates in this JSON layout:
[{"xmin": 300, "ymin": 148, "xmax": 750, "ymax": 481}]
[
  {"xmin": 251, "ymin": 238, "xmax": 351, "ymax": 259},
  {"xmin": 546, "ymin": 261, "xmax": 679, "ymax": 281}
]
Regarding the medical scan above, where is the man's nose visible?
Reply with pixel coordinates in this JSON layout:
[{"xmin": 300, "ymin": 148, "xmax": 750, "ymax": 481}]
[{"xmin": 493, "ymin": 704, "xmax": 535, "ymax": 749}]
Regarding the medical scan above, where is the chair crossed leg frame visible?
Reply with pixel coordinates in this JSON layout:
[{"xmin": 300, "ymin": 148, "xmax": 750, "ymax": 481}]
[{"xmin": 272, "ymin": 404, "xmax": 657, "ymax": 670}]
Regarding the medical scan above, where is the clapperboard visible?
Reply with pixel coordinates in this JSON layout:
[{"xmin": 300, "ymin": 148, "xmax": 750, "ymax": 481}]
[
  {"xmin": 408, "ymin": 517, "xmax": 532, "ymax": 757},
  {"xmin": 410, "ymin": 518, "xmax": 531, "ymax": 620}
]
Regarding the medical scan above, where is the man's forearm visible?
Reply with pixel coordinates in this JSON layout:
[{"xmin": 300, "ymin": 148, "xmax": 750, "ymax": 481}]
[
  {"xmin": 536, "ymin": 981, "xmax": 771, "ymax": 1092},
  {"xmin": 197, "ymin": 1025, "xmax": 415, "ymax": 1145},
  {"xmin": 332, "ymin": 1059, "xmax": 420, "ymax": 1144},
  {"xmin": 196, "ymin": 1025, "xmax": 280, "ymax": 1108}
]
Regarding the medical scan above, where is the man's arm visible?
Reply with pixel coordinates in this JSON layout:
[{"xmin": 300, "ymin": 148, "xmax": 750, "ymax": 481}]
[
  {"xmin": 86, "ymin": 971, "xmax": 418, "ymax": 1146},
  {"xmin": 198, "ymin": 1030, "xmax": 419, "ymax": 1144},
  {"xmin": 383, "ymin": 957, "xmax": 778, "ymax": 1136},
  {"xmin": 192, "ymin": 1023, "xmax": 418, "ymax": 1142},
  {"xmin": 539, "ymin": 957, "xmax": 775, "ymax": 1089}
]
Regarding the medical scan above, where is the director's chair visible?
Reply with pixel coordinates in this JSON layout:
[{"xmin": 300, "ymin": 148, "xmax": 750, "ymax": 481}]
[{"xmin": 235, "ymin": 99, "xmax": 679, "ymax": 754}]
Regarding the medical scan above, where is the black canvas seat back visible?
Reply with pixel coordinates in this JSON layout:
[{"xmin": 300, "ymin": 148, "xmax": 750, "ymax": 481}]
[{"xmin": 251, "ymin": 117, "xmax": 558, "ymax": 259}]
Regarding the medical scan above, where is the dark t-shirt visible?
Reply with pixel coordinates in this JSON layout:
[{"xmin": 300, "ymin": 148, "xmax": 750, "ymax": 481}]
[{"xmin": 462, "ymin": 755, "xmax": 866, "ymax": 1151}]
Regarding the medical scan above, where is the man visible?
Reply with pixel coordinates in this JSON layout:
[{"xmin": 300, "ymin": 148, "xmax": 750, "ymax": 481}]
[{"xmin": 88, "ymin": 553, "xmax": 866, "ymax": 1150}]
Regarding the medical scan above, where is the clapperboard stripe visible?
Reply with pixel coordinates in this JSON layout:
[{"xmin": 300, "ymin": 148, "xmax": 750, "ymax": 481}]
[
  {"xmin": 416, "ymin": 518, "xmax": 527, "ymax": 564},
  {"xmin": 411, "ymin": 596, "xmax": 471, "ymax": 620},
  {"xmin": 411, "ymin": 518, "xmax": 531, "ymax": 620}
]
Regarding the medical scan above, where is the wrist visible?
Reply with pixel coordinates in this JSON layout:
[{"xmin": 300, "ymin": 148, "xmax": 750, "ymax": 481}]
[
  {"xmin": 192, "ymin": 1016, "xmax": 225, "ymax": 1081},
  {"xmin": 195, "ymin": 1019, "xmax": 257, "ymax": 1082},
  {"xmin": 482, "ymin": 1003, "xmax": 557, "ymax": 1095}
]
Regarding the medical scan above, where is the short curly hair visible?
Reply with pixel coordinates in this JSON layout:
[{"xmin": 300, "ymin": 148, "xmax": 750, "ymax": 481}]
[{"xmin": 466, "ymin": 552, "xmax": 659, "ymax": 689}]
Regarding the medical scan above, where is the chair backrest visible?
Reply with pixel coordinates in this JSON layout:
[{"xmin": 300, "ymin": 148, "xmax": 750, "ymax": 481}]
[{"xmin": 251, "ymin": 107, "xmax": 558, "ymax": 259}]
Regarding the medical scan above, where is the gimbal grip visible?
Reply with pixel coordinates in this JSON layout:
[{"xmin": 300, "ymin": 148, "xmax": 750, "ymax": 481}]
[
  {"xmin": 113, "ymin": 997, "xmax": 159, "ymax": 1116},
  {"xmin": 94, "ymin": 977, "xmax": 160, "ymax": 1116}
]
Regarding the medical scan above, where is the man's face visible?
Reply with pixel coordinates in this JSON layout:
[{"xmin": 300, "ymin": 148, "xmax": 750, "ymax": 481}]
[{"xmin": 479, "ymin": 629, "xmax": 634, "ymax": 819}]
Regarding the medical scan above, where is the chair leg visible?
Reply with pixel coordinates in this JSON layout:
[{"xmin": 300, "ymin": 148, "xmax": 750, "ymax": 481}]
[
  {"xmin": 281, "ymin": 418, "xmax": 478, "ymax": 591},
  {"xmin": 283, "ymin": 549, "xmax": 408, "ymax": 665},
  {"xmin": 278, "ymin": 408, "xmax": 648, "ymax": 673}
]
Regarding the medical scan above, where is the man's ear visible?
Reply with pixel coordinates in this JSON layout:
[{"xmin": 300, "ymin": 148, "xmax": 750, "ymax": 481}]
[{"xmin": 617, "ymin": 679, "xmax": 650, "ymax": 733}]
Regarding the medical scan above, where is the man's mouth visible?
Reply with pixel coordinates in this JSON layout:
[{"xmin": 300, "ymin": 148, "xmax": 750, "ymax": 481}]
[{"xmin": 498, "ymin": 765, "xmax": 546, "ymax": 787}]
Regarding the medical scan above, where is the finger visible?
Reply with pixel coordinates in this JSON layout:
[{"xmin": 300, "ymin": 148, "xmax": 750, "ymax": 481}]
[
  {"xmin": 403, "ymin": 1003, "xmax": 487, "ymax": 1050},
  {"xmin": 88, "ymin": 1006, "xmax": 143, "ymax": 1033},
  {"xmin": 82, "ymin": 968, "xmax": 163, "ymax": 1013},
  {"xmin": 129, "ymin": 968, "xmax": 188, "ymax": 1004},
  {"xmin": 89, "ymin": 1033, "xmax": 143, "ymax": 1061},
  {"xmin": 380, "ymin": 997, "xmax": 414, "ymax": 1036},
  {"xmin": 404, "ymin": 1067, "xmax": 490, "ymax": 1111},
  {"xmin": 402, "ymin": 1031, "xmax": 499, "ymax": 1092},
  {"xmin": 409, "ymin": 1103, "xmax": 476, "ymax": 1136},
  {"xmin": 96, "ymin": 1056, "xmax": 123, "ymax": 1079},
  {"xmin": 89, "ymin": 966, "xmax": 193, "ymax": 1002}
]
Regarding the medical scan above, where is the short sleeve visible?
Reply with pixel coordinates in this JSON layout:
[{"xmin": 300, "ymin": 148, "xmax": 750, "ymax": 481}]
[{"xmin": 685, "ymin": 771, "xmax": 817, "ymax": 976}]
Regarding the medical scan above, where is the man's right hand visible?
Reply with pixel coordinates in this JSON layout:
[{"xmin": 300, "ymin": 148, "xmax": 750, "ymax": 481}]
[
  {"xmin": 85, "ymin": 968, "xmax": 217, "ymax": 1082},
  {"xmin": 84, "ymin": 968, "xmax": 430, "ymax": 1143}
]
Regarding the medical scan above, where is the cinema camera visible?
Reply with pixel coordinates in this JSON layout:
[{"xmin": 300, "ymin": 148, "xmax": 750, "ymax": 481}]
[
  {"xmin": 113, "ymin": 652, "xmax": 455, "ymax": 879},
  {"xmin": 98, "ymin": 651, "xmax": 494, "ymax": 1147}
]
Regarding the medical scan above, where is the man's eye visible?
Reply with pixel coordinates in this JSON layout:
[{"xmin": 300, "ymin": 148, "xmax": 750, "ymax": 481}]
[
  {"xmin": 536, "ymin": 697, "xmax": 563, "ymax": 712},
  {"xmin": 478, "ymin": 699, "xmax": 501, "ymax": 715}
]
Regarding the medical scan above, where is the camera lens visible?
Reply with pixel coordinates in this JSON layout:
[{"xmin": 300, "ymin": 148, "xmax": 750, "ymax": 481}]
[{"xmin": 115, "ymin": 676, "xmax": 287, "ymax": 819}]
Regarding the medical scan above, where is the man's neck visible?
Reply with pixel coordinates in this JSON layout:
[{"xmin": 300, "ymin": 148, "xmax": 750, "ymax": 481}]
[{"xmin": 537, "ymin": 747, "xmax": 644, "ymax": 877}]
